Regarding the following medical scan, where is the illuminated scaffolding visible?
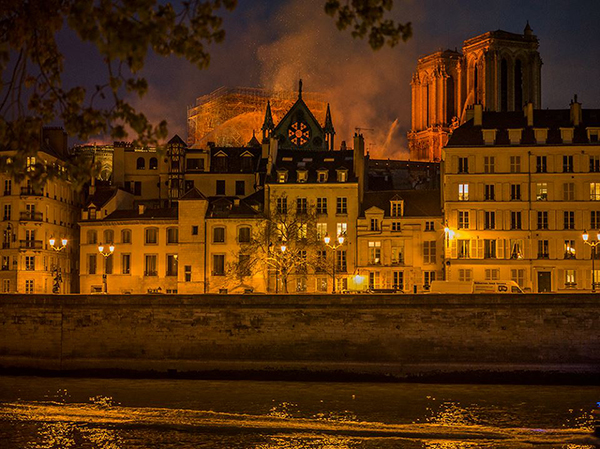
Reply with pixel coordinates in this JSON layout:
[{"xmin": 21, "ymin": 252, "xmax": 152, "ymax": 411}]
[{"xmin": 187, "ymin": 86, "xmax": 327, "ymax": 147}]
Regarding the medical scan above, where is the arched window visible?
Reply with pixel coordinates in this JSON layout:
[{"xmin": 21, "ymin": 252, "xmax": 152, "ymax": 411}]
[
  {"xmin": 446, "ymin": 76, "xmax": 455, "ymax": 122},
  {"xmin": 136, "ymin": 157, "xmax": 145, "ymax": 170},
  {"xmin": 121, "ymin": 229, "xmax": 132, "ymax": 244},
  {"xmin": 425, "ymin": 82, "xmax": 430, "ymax": 127},
  {"xmin": 501, "ymin": 58, "xmax": 508, "ymax": 112},
  {"xmin": 87, "ymin": 230, "xmax": 97, "ymax": 244},
  {"xmin": 149, "ymin": 157, "xmax": 158, "ymax": 170},
  {"xmin": 145, "ymin": 227, "xmax": 158, "ymax": 244},
  {"xmin": 103, "ymin": 229, "xmax": 114, "ymax": 244},
  {"xmin": 238, "ymin": 226, "xmax": 251, "ymax": 243},
  {"xmin": 514, "ymin": 59, "xmax": 523, "ymax": 110}
]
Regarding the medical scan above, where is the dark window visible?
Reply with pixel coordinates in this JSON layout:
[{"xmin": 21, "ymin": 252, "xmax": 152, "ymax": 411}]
[
  {"xmin": 241, "ymin": 156, "xmax": 253, "ymax": 172},
  {"xmin": 134, "ymin": 181, "xmax": 142, "ymax": 196},
  {"xmin": 186, "ymin": 158, "xmax": 205, "ymax": 171},
  {"xmin": 235, "ymin": 180, "xmax": 245, "ymax": 196},
  {"xmin": 213, "ymin": 227, "xmax": 225, "ymax": 243},
  {"xmin": 238, "ymin": 254, "xmax": 251, "ymax": 276},
  {"xmin": 484, "ymin": 240, "xmax": 496, "ymax": 259},
  {"xmin": 216, "ymin": 180, "xmax": 225, "ymax": 195},
  {"xmin": 537, "ymin": 211, "xmax": 548, "ymax": 230},
  {"xmin": 276, "ymin": 197, "xmax": 287, "ymax": 214},
  {"xmin": 563, "ymin": 155, "xmax": 574, "ymax": 173},
  {"xmin": 192, "ymin": 225, "xmax": 199, "ymax": 235},
  {"xmin": 296, "ymin": 197, "xmax": 307, "ymax": 214},
  {"xmin": 538, "ymin": 240, "xmax": 549, "ymax": 259},
  {"xmin": 213, "ymin": 254, "xmax": 225, "ymax": 275},
  {"xmin": 458, "ymin": 157, "xmax": 469, "ymax": 174},
  {"xmin": 149, "ymin": 157, "xmax": 158, "ymax": 170},
  {"xmin": 238, "ymin": 227, "xmax": 251, "ymax": 243},
  {"xmin": 514, "ymin": 59, "xmax": 523, "ymax": 110},
  {"xmin": 510, "ymin": 184, "xmax": 521, "ymax": 200},
  {"xmin": 591, "ymin": 211, "xmax": 600, "ymax": 229},
  {"xmin": 536, "ymin": 156, "xmax": 547, "ymax": 173},
  {"xmin": 511, "ymin": 211, "xmax": 522, "ymax": 230},
  {"xmin": 167, "ymin": 228, "xmax": 178, "ymax": 244},
  {"xmin": 185, "ymin": 265, "xmax": 192, "ymax": 282},
  {"xmin": 214, "ymin": 156, "xmax": 228, "ymax": 172},
  {"xmin": 564, "ymin": 211, "xmax": 575, "ymax": 230},
  {"xmin": 484, "ymin": 211, "xmax": 495, "ymax": 230},
  {"xmin": 122, "ymin": 254, "xmax": 131, "ymax": 274},
  {"xmin": 336, "ymin": 250, "xmax": 347, "ymax": 272},
  {"xmin": 590, "ymin": 156, "xmax": 600, "ymax": 172},
  {"xmin": 316, "ymin": 198, "xmax": 327, "ymax": 214},
  {"xmin": 484, "ymin": 184, "xmax": 495, "ymax": 201},
  {"xmin": 136, "ymin": 157, "xmax": 145, "ymax": 169},
  {"xmin": 500, "ymin": 58, "xmax": 508, "ymax": 112},
  {"xmin": 166, "ymin": 254, "xmax": 178, "ymax": 276},
  {"xmin": 336, "ymin": 197, "xmax": 347, "ymax": 214}
]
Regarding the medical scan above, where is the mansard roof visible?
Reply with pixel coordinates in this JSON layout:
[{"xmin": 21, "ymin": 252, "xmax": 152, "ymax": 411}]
[
  {"xmin": 267, "ymin": 149, "xmax": 357, "ymax": 184},
  {"xmin": 361, "ymin": 189, "xmax": 442, "ymax": 217},
  {"xmin": 208, "ymin": 146, "xmax": 261, "ymax": 173},
  {"xmin": 103, "ymin": 207, "xmax": 178, "ymax": 221},
  {"xmin": 206, "ymin": 196, "xmax": 262, "ymax": 218},
  {"xmin": 447, "ymin": 108, "xmax": 600, "ymax": 147}
]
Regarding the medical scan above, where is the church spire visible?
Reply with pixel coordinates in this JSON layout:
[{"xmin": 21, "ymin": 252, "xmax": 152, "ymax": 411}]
[
  {"xmin": 261, "ymin": 100, "xmax": 274, "ymax": 140},
  {"xmin": 524, "ymin": 20, "xmax": 533, "ymax": 36},
  {"xmin": 324, "ymin": 103, "xmax": 336, "ymax": 151},
  {"xmin": 298, "ymin": 79, "xmax": 303, "ymax": 99}
]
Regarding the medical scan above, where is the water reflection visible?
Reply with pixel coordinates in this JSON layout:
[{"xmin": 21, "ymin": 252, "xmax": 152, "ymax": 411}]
[{"xmin": 255, "ymin": 435, "xmax": 359, "ymax": 449}]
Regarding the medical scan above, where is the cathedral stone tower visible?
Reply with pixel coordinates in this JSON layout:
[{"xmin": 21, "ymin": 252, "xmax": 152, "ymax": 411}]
[{"xmin": 409, "ymin": 24, "xmax": 542, "ymax": 161}]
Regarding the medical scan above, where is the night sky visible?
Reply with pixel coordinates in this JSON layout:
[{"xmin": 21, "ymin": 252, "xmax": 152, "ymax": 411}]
[{"xmin": 59, "ymin": 0, "xmax": 600, "ymax": 158}]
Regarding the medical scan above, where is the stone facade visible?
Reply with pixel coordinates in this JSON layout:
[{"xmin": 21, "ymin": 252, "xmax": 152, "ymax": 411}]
[{"xmin": 409, "ymin": 24, "xmax": 542, "ymax": 161}]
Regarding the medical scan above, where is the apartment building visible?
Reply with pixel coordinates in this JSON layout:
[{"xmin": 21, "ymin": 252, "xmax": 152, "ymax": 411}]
[
  {"xmin": 443, "ymin": 100, "xmax": 600, "ymax": 292},
  {"xmin": 0, "ymin": 128, "xmax": 81, "ymax": 294}
]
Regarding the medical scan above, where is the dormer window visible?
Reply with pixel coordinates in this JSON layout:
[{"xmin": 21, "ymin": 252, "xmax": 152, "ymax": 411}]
[
  {"xmin": 297, "ymin": 169, "xmax": 308, "ymax": 183},
  {"xmin": 214, "ymin": 154, "xmax": 228, "ymax": 172},
  {"xmin": 336, "ymin": 168, "xmax": 348, "ymax": 182},
  {"xmin": 277, "ymin": 169, "xmax": 288, "ymax": 183},
  {"xmin": 390, "ymin": 200, "xmax": 403, "ymax": 217},
  {"xmin": 587, "ymin": 128, "xmax": 600, "ymax": 143},
  {"xmin": 317, "ymin": 169, "xmax": 328, "ymax": 183},
  {"xmin": 241, "ymin": 154, "xmax": 254, "ymax": 172},
  {"xmin": 88, "ymin": 207, "xmax": 97, "ymax": 220}
]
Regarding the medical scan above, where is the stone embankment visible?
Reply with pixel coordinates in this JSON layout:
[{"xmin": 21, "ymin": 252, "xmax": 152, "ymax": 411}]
[{"xmin": 1, "ymin": 294, "xmax": 598, "ymax": 382}]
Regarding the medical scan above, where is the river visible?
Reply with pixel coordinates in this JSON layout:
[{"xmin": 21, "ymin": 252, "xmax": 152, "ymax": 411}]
[{"xmin": 0, "ymin": 376, "xmax": 598, "ymax": 448}]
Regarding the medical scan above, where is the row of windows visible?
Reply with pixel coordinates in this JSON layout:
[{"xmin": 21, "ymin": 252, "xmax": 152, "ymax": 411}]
[
  {"xmin": 87, "ymin": 253, "xmax": 179, "ymax": 276},
  {"xmin": 366, "ymin": 271, "xmax": 437, "ymax": 290},
  {"xmin": 123, "ymin": 179, "xmax": 247, "ymax": 197},
  {"xmin": 452, "ymin": 238, "xmax": 597, "ymax": 261},
  {"xmin": 277, "ymin": 168, "xmax": 349, "ymax": 184},
  {"xmin": 86, "ymin": 228, "xmax": 179, "ymax": 245},
  {"xmin": 366, "ymin": 241, "xmax": 436, "ymax": 265},
  {"xmin": 456, "ymin": 155, "xmax": 600, "ymax": 174},
  {"xmin": 456, "ymin": 210, "xmax": 600, "ymax": 230},
  {"xmin": 276, "ymin": 197, "xmax": 348, "ymax": 215},
  {"xmin": 456, "ymin": 182, "xmax": 600, "ymax": 201}
]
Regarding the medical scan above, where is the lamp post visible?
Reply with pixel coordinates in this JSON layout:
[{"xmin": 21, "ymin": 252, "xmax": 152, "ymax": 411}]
[
  {"xmin": 324, "ymin": 233, "xmax": 345, "ymax": 293},
  {"xmin": 582, "ymin": 230, "xmax": 600, "ymax": 292},
  {"xmin": 98, "ymin": 243, "xmax": 115, "ymax": 293},
  {"xmin": 48, "ymin": 237, "xmax": 68, "ymax": 293}
]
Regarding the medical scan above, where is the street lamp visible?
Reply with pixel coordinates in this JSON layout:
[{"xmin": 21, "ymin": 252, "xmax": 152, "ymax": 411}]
[
  {"xmin": 323, "ymin": 233, "xmax": 345, "ymax": 293},
  {"xmin": 582, "ymin": 230, "xmax": 600, "ymax": 292},
  {"xmin": 98, "ymin": 243, "xmax": 115, "ymax": 293},
  {"xmin": 48, "ymin": 237, "xmax": 68, "ymax": 293}
]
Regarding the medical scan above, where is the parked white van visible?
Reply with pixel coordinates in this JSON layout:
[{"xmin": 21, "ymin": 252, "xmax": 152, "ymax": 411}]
[{"xmin": 428, "ymin": 280, "xmax": 524, "ymax": 294}]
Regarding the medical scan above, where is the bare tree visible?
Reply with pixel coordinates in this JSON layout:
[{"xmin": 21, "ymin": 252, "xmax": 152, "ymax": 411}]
[{"xmin": 227, "ymin": 195, "xmax": 327, "ymax": 293}]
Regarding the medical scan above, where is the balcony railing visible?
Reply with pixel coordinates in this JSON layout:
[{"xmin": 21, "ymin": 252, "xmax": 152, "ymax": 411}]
[
  {"xmin": 144, "ymin": 270, "xmax": 158, "ymax": 277},
  {"xmin": 19, "ymin": 211, "xmax": 43, "ymax": 221},
  {"xmin": 20, "ymin": 187, "xmax": 44, "ymax": 196},
  {"xmin": 19, "ymin": 240, "xmax": 43, "ymax": 249}
]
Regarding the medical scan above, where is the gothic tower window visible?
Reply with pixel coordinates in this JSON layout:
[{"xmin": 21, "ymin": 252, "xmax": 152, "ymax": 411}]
[
  {"xmin": 446, "ymin": 76, "xmax": 455, "ymax": 122},
  {"xmin": 514, "ymin": 59, "xmax": 523, "ymax": 110},
  {"xmin": 473, "ymin": 64, "xmax": 479, "ymax": 103},
  {"xmin": 501, "ymin": 58, "xmax": 508, "ymax": 112}
]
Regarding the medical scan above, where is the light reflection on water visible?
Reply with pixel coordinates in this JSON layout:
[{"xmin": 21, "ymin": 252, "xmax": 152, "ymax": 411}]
[{"xmin": 0, "ymin": 377, "xmax": 597, "ymax": 449}]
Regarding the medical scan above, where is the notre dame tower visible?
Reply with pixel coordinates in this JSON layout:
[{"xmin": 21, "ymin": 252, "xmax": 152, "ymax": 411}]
[{"xmin": 408, "ymin": 23, "xmax": 542, "ymax": 161}]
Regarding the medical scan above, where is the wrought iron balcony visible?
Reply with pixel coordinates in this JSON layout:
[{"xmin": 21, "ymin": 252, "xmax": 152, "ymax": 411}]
[
  {"xmin": 20, "ymin": 187, "xmax": 44, "ymax": 196},
  {"xmin": 19, "ymin": 211, "xmax": 43, "ymax": 221},
  {"xmin": 19, "ymin": 240, "xmax": 43, "ymax": 249}
]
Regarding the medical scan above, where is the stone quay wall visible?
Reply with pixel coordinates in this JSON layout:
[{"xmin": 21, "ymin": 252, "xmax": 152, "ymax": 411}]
[{"xmin": 1, "ymin": 294, "xmax": 599, "ymax": 379}]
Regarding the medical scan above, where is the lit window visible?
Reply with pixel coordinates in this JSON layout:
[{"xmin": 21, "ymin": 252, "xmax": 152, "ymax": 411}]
[
  {"xmin": 565, "ymin": 269, "xmax": 576, "ymax": 287},
  {"xmin": 316, "ymin": 223, "xmax": 327, "ymax": 239},
  {"xmin": 368, "ymin": 241, "xmax": 381, "ymax": 265},
  {"xmin": 536, "ymin": 183, "xmax": 548, "ymax": 201},
  {"xmin": 336, "ymin": 169, "xmax": 348, "ymax": 182},
  {"xmin": 590, "ymin": 183, "xmax": 600, "ymax": 201},
  {"xmin": 336, "ymin": 222, "xmax": 347, "ymax": 238},
  {"xmin": 297, "ymin": 170, "xmax": 308, "ymax": 183},
  {"xmin": 277, "ymin": 170, "xmax": 288, "ymax": 183},
  {"xmin": 458, "ymin": 184, "xmax": 469, "ymax": 201}
]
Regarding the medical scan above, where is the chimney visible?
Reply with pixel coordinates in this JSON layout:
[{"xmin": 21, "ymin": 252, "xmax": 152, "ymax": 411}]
[
  {"xmin": 524, "ymin": 102, "xmax": 534, "ymax": 127},
  {"xmin": 233, "ymin": 198, "xmax": 240, "ymax": 206},
  {"xmin": 138, "ymin": 204, "xmax": 145, "ymax": 215},
  {"xmin": 570, "ymin": 94, "xmax": 582, "ymax": 127},
  {"xmin": 353, "ymin": 133, "xmax": 365, "ymax": 203},
  {"xmin": 89, "ymin": 176, "xmax": 96, "ymax": 195},
  {"xmin": 473, "ymin": 104, "xmax": 483, "ymax": 127}
]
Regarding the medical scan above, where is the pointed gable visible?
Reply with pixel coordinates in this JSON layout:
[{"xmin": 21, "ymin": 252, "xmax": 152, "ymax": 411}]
[{"xmin": 273, "ymin": 80, "xmax": 327, "ymax": 151}]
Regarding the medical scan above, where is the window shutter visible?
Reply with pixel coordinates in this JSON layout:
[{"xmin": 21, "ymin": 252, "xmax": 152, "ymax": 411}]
[
  {"xmin": 450, "ymin": 240, "xmax": 457, "ymax": 259},
  {"xmin": 497, "ymin": 238, "xmax": 505, "ymax": 259},
  {"xmin": 477, "ymin": 239, "xmax": 484, "ymax": 259},
  {"xmin": 477, "ymin": 210, "xmax": 484, "ymax": 230},
  {"xmin": 470, "ymin": 210, "xmax": 477, "ymax": 229},
  {"xmin": 470, "ymin": 239, "xmax": 477, "ymax": 259},
  {"xmin": 557, "ymin": 269, "xmax": 564, "ymax": 289},
  {"xmin": 585, "ymin": 269, "xmax": 592, "ymax": 290},
  {"xmin": 477, "ymin": 183, "xmax": 484, "ymax": 201},
  {"xmin": 383, "ymin": 239, "xmax": 392, "ymax": 265},
  {"xmin": 502, "ymin": 183, "xmax": 510, "ymax": 201},
  {"xmin": 468, "ymin": 155, "xmax": 475, "ymax": 172}
]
